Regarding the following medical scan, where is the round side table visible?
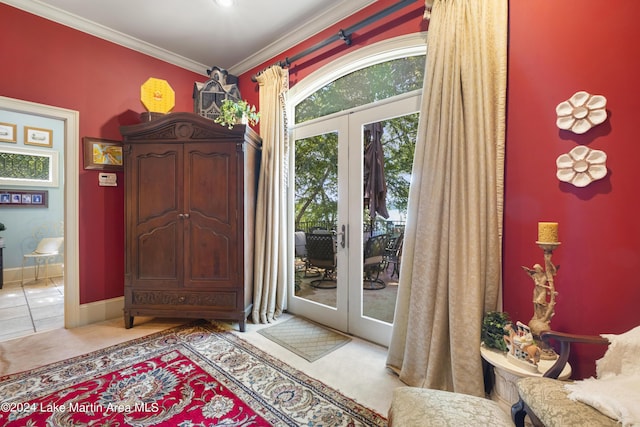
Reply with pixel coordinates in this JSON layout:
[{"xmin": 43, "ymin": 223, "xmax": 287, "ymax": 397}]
[{"xmin": 480, "ymin": 344, "xmax": 571, "ymax": 413}]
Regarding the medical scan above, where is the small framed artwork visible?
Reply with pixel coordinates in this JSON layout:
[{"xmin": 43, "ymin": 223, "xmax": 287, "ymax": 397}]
[
  {"xmin": 24, "ymin": 126, "xmax": 53, "ymax": 147},
  {"xmin": 0, "ymin": 122, "xmax": 17, "ymax": 143},
  {"xmin": 83, "ymin": 137, "xmax": 124, "ymax": 171},
  {"xmin": 0, "ymin": 189, "xmax": 48, "ymax": 208}
]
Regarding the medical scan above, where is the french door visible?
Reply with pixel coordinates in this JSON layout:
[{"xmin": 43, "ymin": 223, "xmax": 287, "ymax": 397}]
[{"xmin": 288, "ymin": 93, "xmax": 420, "ymax": 346}]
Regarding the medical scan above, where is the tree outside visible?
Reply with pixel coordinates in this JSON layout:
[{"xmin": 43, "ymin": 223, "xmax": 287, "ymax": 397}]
[
  {"xmin": 293, "ymin": 55, "xmax": 424, "ymax": 233},
  {"xmin": 295, "ymin": 114, "xmax": 417, "ymax": 232}
]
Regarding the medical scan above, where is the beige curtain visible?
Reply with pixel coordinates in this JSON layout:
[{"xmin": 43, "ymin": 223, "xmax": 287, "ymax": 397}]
[
  {"xmin": 252, "ymin": 66, "xmax": 289, "ymax": 324},
  {"xmin": 386, "ymin": 0, "xmax": 507, "ymax": 397}
]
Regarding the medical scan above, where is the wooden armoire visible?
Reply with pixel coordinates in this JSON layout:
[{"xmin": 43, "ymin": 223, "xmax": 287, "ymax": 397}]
[{"xmin": 120, "ymin": 112, "xmax": 261, "ymax": 331}]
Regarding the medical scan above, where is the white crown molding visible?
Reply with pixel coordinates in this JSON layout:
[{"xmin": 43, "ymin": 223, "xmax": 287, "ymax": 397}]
[
  {"xmin": 229, "ymin": 0, "xmax": 376, "ymax": 76},
  {"xmin": 3, "ymin": 0, "xmax": 376, "ymax": 77},
  {"xmin": 2, "ymin": 0, "xmax": 210, "ymax": 75}
]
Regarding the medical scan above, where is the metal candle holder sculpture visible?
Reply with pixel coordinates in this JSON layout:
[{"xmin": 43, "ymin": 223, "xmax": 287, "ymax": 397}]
[{"xmin": 522, "ymin": 222, "xmax": 560, "ymax": 360}]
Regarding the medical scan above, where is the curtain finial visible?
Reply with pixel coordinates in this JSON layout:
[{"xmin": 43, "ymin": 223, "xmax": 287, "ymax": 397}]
[{"xmin": 424, "ymin": 0, "xmax": 433, "ymax": 20}]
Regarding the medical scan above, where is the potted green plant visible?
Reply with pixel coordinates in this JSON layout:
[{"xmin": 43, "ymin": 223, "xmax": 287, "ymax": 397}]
[
  {"xmin": 214, "ymin": 99, "xmax": 260, "ymax": 129},
  {"xmin": 481, "ymin": 311, "xmax": 510, "ymax": 352}
]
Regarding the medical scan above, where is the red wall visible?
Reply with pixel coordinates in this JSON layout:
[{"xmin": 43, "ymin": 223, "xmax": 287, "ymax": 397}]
[
  {"xmin": 504, "ymin": 1, "xmax": 640, "ymax": 377},
  {"xmin": 239, "ymin": 0, "xmax": 640, "ymax": 378},
  {"xmin": 1, "ymin": 4, "xmax": 205, "ymax": 303},
  {"xmin": 3, "ymin": 0, "xmax": 638, "ymax": 379},
  {"xmin": 0, "ymin": 0, "xmax": 424, "ymax": 305}
]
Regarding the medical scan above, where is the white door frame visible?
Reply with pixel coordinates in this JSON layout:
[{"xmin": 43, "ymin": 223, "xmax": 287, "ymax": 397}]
[
  {"xmin": 346, "ymin": 94, "xmax": 420, "ymax": 345},
  {"xmin": 288, "ymin": 115, "xmax": 350, "ymax": 332},
  {"xmin": 0, "ymin": 96, "xmax": 81, "ymax": 328},
  {"xmin": 288, "ymin": 92, "xmax": 420, "ymax": 346}
]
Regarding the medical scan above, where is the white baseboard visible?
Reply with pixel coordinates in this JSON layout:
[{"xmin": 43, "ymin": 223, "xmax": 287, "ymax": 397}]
[
  {"xmin": 78, "ymin": 296, "xmax": 124, "ymax": 326},
  {"xmin": 2, "ymin": 264, "xmax": 64, "ymax": 284}
]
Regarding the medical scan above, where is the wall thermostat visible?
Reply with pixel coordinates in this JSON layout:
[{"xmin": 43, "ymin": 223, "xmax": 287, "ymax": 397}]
[{"xmin": 99, "ymin": 172, "xmax": 117, "ymax": 187}]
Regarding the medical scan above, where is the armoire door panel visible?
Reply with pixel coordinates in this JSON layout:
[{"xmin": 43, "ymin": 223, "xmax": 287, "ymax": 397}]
[
  {"xmin": 135, "ymin": 147, "xmax": 182, "ymax": 225},
  {"xmin": 186, "ymin": 223, "xmax": 232, "ymax": 285},
  {"xmin": 186, "ymin": 144, "xmax": 235, "ymax": 225},
  {"xmin": 137, "ymin": 222, "xmax": 181, "ymax": 282},
  {"xmin": 130, "ymin": 144, "xmax": 184, "ymax": 286}
]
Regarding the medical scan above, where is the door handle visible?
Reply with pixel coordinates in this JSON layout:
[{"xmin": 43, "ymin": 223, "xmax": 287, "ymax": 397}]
[
  {"xmin": 338, "ymin": 224, "xmax": 347, "ymax": 248},
  {"xmin": 178, "ymin": 213, "xmax": 190, "ymax": 219}
]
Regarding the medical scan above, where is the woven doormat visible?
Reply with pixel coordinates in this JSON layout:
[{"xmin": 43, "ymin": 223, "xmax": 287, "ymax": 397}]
[{"xmin": 258, "ymin": 317, "xmax": 351, "ymax": 362}]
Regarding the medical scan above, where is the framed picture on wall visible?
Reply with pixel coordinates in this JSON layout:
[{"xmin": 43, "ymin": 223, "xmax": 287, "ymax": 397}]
[
  {"xmin": 0, "ymin": 146, "xmax": 59, "ymax": 187},
  {"xmin": 0, "ymin": 189, "xmax": 48, "ymax": 207},
  {"xmin": 83, "ymin": 137, "xmax": 124, "ymax": 171},
  {"xmin": 0, "ymin": 122, "xmax": 17, "ymax": 143},
  {"xmin": 24, "ymin": 126, "xmax": 53, "ymax": 147}
]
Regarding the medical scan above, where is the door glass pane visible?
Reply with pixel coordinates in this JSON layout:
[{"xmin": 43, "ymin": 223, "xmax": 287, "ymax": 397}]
[
  {"xmin": 294, "ymin": 132, "xmax": 338, "ymax": 308},
  {"xmin": 361, "ymin": 113, "xmax": 418, "ymax": 323},
  {"xmin": 295, "ymin": 55, "xmax": 425, "ymax": 124}
]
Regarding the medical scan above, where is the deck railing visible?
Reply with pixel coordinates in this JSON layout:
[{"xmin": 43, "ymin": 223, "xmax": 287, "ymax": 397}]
[{"xmin": 296, "ymin": 220, "xmax": 405, "ymax": 236}]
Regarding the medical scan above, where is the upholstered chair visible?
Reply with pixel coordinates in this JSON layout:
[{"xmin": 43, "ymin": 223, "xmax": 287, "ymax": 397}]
[
  {"xmin": 389, "ymin": 387, "xmax": 513, "ymax": 426},
  {"xmin": 512, "ymin": 330, "xmax": 632, "ymax": 427}
]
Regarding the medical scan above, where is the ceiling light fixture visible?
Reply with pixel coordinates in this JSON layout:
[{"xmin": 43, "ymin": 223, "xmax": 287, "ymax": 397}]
[{"xmin": 215, "ymin": 0, "xmax": 234, "ymax": 7}]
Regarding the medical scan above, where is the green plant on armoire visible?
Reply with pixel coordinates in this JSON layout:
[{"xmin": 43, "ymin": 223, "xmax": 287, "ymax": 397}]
[{"xmin": 214, "ymin": 99, "xmax": 260, "ymax": 129}]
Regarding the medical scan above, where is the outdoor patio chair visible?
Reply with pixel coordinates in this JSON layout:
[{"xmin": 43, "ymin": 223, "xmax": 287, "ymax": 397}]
[
  {"xmin": 305, "ymin": 233, "xmax": 337, "ymax": 289},
  {"xmin": 294, "ymin": 231, "xmax": 307, "ymax": 259},
  {"xmin": 384, "ymin": 233, "xmax": 404, "ymax": 279},
  {"xmin": 363, "ymin": 233, "xmax": 388, "ymax": 290}
]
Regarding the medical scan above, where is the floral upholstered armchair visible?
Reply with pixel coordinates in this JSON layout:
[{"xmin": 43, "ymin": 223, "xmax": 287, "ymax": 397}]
[
  {"xmin": 512, "ymin": 327, "xmax": 640, "ymax": 427},
  {"xmin": 389, "ymin": 387, "xmax": 512, "ymax": 426}
]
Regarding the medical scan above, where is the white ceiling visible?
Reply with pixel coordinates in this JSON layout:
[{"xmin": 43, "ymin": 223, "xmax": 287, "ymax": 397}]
[{"xmin": 4, "ymin": 0, "xmax": 376, "ymax": 77}]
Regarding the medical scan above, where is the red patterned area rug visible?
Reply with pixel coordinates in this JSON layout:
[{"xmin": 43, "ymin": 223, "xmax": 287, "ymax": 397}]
[{"xmin": 0, "ymin": 321, "xmax": 386, "ymax": 426}]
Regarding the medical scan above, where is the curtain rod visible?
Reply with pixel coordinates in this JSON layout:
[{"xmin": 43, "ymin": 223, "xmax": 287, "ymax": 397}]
[{"xmin": 250, "ymin": 0, "xmax": 419, "ymax": 82}]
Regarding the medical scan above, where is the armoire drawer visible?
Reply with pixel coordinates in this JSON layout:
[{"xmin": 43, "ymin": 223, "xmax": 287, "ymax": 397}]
[{"xmin": 129, "ymin": 289, "xmax": 237, "ymax": 310}]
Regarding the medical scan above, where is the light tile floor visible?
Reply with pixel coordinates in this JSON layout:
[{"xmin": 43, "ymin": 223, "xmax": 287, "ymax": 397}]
[
  {"xmin": 0, "ymin": 314, "xmax": 403, "ymax": 417},
  {"xmin": 0, "ymin": 308, "xmax": 514, "ymax": 420},
  {"xmin": 0, "ymin": 276, "xmax": 64, "ymax": 342},
  {"xmin": 0, "ymin": 280, "xmax": 514, "ymax": 421}
]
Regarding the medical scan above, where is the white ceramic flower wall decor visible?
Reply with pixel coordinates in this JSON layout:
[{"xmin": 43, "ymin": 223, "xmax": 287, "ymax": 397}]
[
  {"xmin": 556, "ymin": 91, "xmax": 607, "ymax": 134},
  {"xmin": 556, "ymin": 146, "xmax": 607, "ymax": 187}
]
